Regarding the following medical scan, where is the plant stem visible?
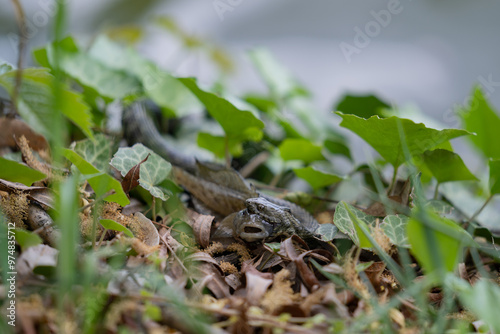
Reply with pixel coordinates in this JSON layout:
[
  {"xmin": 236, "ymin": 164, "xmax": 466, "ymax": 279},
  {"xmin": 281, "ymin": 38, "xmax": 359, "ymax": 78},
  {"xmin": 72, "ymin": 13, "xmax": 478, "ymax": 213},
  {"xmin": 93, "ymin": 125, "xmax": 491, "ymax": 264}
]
[
  {"xmin": 388, "ymin": 166, "xmax": 399, "ymax": 195},
  {"xmin": 224, "ymin": 135, "xmax": 231, "ymax": 168},
  {"xmin": 433, "ymin": 182, "xmax": 440, "ymax": 200},
  {"xmin": 467, "ymin": 194, "xmax": 494, "ymax": 224},
  {"xmin": 9, "ymin": 0, "xmax": 27, "ymax": 117}
]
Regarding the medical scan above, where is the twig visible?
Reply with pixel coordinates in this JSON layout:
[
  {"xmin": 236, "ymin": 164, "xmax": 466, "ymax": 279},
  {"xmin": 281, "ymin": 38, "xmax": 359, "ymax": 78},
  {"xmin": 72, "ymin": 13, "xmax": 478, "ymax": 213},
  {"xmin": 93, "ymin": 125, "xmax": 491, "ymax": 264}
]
[
  {"xmin": 466, "ymin": 194, "xmax": 494, "ymax": 226},
  {"xmin": 239, "ymin": 151, "xmax": 271, "ymax": 178}
]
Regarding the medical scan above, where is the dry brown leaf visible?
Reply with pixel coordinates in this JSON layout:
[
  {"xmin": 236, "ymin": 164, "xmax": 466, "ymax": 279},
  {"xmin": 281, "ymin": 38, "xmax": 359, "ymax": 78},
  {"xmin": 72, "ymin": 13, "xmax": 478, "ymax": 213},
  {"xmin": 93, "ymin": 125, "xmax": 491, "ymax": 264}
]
[
  {"xmin": 241, "ymin": 263, "xmax": 273, "ymax": 305},
  {"xmin": 282, "ymin": 237, "xmax": 320, "ymax": 292},
  {"xmin": 0, "ymin": 179, "xmax": 54, "ymax": 209},
  {"xmin": 186, "ymin": 209, "xmax": 214, "ymax": 248},
  {"xmin": 0, "ymin": 117, "xmax": 48, "ymax": 152},
  {"xmin": 16, "ymin": 244, "xmax": 58, "ymax": 278},
  {"xmin": 121, "ymin": 153, "xmax": 149, "ymax": 194}
]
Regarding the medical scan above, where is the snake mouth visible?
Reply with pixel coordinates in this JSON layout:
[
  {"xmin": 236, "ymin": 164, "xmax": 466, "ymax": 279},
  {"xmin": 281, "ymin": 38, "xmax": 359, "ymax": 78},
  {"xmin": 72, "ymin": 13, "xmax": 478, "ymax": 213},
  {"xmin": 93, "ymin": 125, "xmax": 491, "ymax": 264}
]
[
  {"xmin": 234, "ymin": 211, "xmax": 274, "ymax": 242},
  {"xmin": 244, "ymin": 226, "xmax": 264, "ymax": 234}
]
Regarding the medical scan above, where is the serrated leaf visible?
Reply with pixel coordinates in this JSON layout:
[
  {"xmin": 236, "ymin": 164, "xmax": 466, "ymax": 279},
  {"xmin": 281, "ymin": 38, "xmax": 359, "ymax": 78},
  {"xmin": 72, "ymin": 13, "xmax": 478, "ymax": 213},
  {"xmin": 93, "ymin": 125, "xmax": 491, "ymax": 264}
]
[
  {"xmin": 279, "ymin": 138, "xmax": 324, "ymax": 164},
  {"xmin": 335, "ymin": 93, "xmax": 390, "ymax": 119},
  {"xmin": 33, "ymin": 37, "xmax": 141, "ymax": 101},
  {"xmin": 381, "ymin": 215, "xmax": 410, "ymax": 248},
  {"xmin": 0, "ymin": 65, "xmax": 94, "ymax": 139},
  {"xmin": 179, "ymin": 77, "xmax": 264, "ymax": 142},
  {"xmin": 459, "ymin": 86, "xmax": 500, "ymax": 159},
  {"xmin": 99, "ymin": 219, "xmax": 134, "ymax": 238},
  {"xmin": 14, "ymin": 229, "xmax": 43, "ymax": 251},
  {"xmin": 337, "ymin": 113, "xmax": 471, "ymax": 168},
  {"xmin": 110, "ymin": 144, "xmax": 172, "ymax": 201},
  {"xmin": 293, "ymin": 166, "xmax": 343, "ymax": 190},
  {"xmin": 334, "ymin": 201, "xmax": 376, "ymax": 248},
  {"xmin": 422, "ymin": 149, "xmax": 478, "ymax": 183},
  {"xmin": 407, "ymin": 212, "xmax": 473, "ymax": 274},
  {"xmin": 0, "ymin": 157, "xmax": 46, "ymax": 186},
  {"xmin": 197, "ymin": 132, "xmax": 243, "ymax": 158},
  {"xmin": 63, "ymin": 149, "xmax": 129, "ymax": 206},
  {"xmin": 316, "ymin": 224, "xmax": 338, "ymax": 241},
  {"xmin": 69, "ymin": 134, "xmax": 114, "ymax": 171},
  {"xmin": 88, "ymin": 35, "xmax": 201, "ymax": 116},
  {"xmin": 489, "ymin": 159, "xmax": 500, "ymax": 195}
]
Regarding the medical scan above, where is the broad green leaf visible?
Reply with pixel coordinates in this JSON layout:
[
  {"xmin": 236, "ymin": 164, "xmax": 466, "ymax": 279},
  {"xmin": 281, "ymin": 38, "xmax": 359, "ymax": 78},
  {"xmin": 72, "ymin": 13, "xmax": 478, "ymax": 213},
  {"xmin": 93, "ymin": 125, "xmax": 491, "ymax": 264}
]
[
  {"xmin": 459, "ymin": 86, "xmax": 500, "ymax": 159},
  {"xmin": 489, "ymin": 159, "xmax": 500, "ymax": 195},
  {"xmin": 334, "ymin": 201, "xmax": 376, "ymax": 248},
  {"xmin": 293, "ymin": 166, "xmax": 343, "ymax": 190},
  {"xmin": 197, "ymin": 132, "xmax": 243, "ymax": 158},
  {"xmin": 14, "ymin": 229, "xmax": 43, "ymax": 251},
  {"xmin": 407, "ymin": 212, "xmax": 473, "ymax": 274},
  {"xmin": 335, "ymin": 93, "xmax": 390, "ymax": 119},
  {"xmin": 337, "ymin": 113, "xmax": 471, "ymax": 168},
  {"xmin": 248, "ymin": 48, "xmax": 306, "ymax": 99},
  {"xmin": 179, "ymin": 77, "xmax": 264, "ymax": 142},
  {"xmin": 88, "ymin": 35, "xmax": 201, "ymax": 116},
  {"xmin": 324, "ymin": 139, "xmax": 352, "ymax": 161},
  {"xmin": 316, "ymin": 224, "xmax": 338, "ymax": 241},
  {"xmin": 63, "ymin": 149, "xmax": 129, "ymax": 206},
  {"xmin": 380, "ymin": 215, "xmax": 410, "ymax": 248},
  {"xmin": 422, "ymin": 149, "xmax": 478, "ymax": 183},
  {"xmin": 33, "ymin": 37, "xmax": 141, "ymax": 101},
  {"xmin": 0, "ymin": 157, "xmax": 46, "ymax": 186},
  {"xmin": 279, "ymin": 138, "xmax": 324, "ymax": 164},
  {"xmin": 99, "ymin": 219, "xmax": 134, "ymax": 238},
  {"xmin": 110, "ymin": 144, "xmax": 172, "ymax": 201},
  {"xmin": 456, "ymin": 279, "xmax": 500, "ymax": 334},
  {"xmin": 0, "ymin": 65, "xmax": 94, "ymax": 139},
  {"xmin": 70, "ymin": 134, "xmax": 114, "ymax": 171}
]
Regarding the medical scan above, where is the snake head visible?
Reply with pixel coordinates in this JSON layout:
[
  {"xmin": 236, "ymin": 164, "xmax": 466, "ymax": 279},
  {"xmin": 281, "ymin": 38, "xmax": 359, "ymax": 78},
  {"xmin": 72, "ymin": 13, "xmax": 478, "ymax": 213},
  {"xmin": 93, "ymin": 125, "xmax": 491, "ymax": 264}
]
[{"xmin": 233, "ymin": 210, "xmax": 274, "ymax": 242}]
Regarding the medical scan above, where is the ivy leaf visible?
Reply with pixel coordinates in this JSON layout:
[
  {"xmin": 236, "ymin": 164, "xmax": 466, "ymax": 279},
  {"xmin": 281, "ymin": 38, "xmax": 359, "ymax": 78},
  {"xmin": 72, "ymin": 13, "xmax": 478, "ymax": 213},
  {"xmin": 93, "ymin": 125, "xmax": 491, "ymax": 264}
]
[
  {"xmin": 99, "ymin": 219, "xmax": 134, "ymax": 238},
  {"xmin": 88, "ymin": 35, "xmax": 201, "ymax": 117},
  {"xmin": 33, "ymin": 36, "xmax": 141, "ymax": 101},
  {"xmin": 179, "ymin": 77, "xmax": 264, "ymax": 142},
  {"xmin": 422, "ymin": 149, "xmax": 478, "ymax": 183},
  {"xmin": 0, "ymin": 64, "xmax": 94, "ymax": 139},
  {"xmin": 459, "ymin": 86, "xmax": 500, "ymax": 159},
  {"xmin": 380, "ymin": 215, "xmax": 410, "ymax": 248},
  {"xmin": 69, "ymin": 134, "xmax": 114, "ymax": 171},
  {"xmin": 197, "ymin": 132, "xmax": 243, "ymax": 158},
  {"xmin": 110, "ymin": 144, "xmax": 172, "ymax": 201},
  {"xmin": 293, "ymin": 166, "xmax": 343, "ymax": 190},
  {"xmin": 337, "ymin": 113, "xmax": 471, "ymax": 168},
  {"xmin": 279, "ymin": 138, "xmax": 324, "ymax": 164},
  {"xmin": 335, "ymin": 93, "xmax": 390, "ymax": 119},
  {"xmin": 0, "ymin": 157, "xmax": 46, "ymax": 186},
  {"xmin": 334, "ymin": 201, "xmax": 376, "ymax": 248},
  {"xmin": 316, "ymin": 224, "xmax": 338, "ymax": 241},
  {"xmin": 489, "ymin": 159, "xmax": 500, "ymax": 195},
  {"xmin": 407, "ymin": 212, "xmax": 474, "ymax": 274},
  {"xmin": 63, "ymin": 149, "xmax": 129, "ymax": 206}
]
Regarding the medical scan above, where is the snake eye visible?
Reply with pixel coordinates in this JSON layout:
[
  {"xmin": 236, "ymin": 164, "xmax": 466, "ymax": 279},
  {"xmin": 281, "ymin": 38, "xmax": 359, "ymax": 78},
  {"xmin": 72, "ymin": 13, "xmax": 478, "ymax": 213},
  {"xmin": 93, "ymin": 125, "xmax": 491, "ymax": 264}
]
[{"xmin": 257, "ymin": 204, "xmax": 265, "ymax": 211}]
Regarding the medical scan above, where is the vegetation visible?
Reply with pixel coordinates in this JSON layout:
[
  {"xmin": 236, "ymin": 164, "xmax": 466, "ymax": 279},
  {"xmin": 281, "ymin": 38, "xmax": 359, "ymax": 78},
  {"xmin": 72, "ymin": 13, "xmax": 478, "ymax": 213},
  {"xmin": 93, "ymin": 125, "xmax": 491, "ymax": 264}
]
[{"xmin": 1, "ymin": 6, "xmax": 500, "ymax": 334}]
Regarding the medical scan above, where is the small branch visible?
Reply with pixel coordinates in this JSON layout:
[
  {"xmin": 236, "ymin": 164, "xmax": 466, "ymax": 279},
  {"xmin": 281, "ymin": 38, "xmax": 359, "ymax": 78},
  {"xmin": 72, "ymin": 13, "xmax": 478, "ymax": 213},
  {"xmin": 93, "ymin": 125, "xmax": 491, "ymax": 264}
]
[
  {"xmin": 467, "ymin": 194, "xmax": 494, "ymax": 225},
  {"xmin": 239, "ymin": 151, "xmax": 270, "ymax": 178}
]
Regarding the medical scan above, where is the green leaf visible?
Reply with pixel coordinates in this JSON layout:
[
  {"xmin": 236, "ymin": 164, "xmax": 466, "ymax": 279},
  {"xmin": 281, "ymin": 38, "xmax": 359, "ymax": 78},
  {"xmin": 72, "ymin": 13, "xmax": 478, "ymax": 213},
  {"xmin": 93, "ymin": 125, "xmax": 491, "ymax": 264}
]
[
  {"xmin": 323, "ymin": 139, "xmax": 352, "ymax": 161},
  {"xmin": 197, "ymin": 132, "xmax": 243, "ymax": 158},
  {"xmin": 69, "ymin": 134, "xmax": 114, "ymax": 171},
  {"xmin": 459, "ymin": 86, "xmax": 500, "ymax": 159},
  {"xmin": 456, "ymin": 279, "xmax": 500, "ymax": 334},
  {"xmin": 380, "ymin": 215, "xmax": 410, "ymax": 248},
  {"xmin": 335, "ymin": 93, "xmax": 390, "ymax": 119},
  {"xmin": 99, "ymin": 219, "xmax": 134, "ymax": 238},
  {"xmin": 407, "ymin": 212, "xmax": 473, "ymax": 274},
  {"xmin": 110, "ymin": 144, "xmax": 172, "ymax": 201},
  {"xmin": 316, "ymin": 224, "xmax": 338, "ymax": 241},
  {"xmin": 422, "ymin": 149, "xmax": 478, "ymax": 183},
  {"xmin": 489, "ymin": 159, "xmax": 500, "ymax": 195},
  {"xmin": 33, "ymin": 36, "xmax": 141, "ymax": 101},
  {"xmin": 0, "ymin": 65, "xmax": 94, "ymax": 139},
  {"xmin": 14, "ymin": 229, "xmax": 43, "ymax": 251},
  {"xmin": 0, "ymin": 157, "xmax": 46, "ymax": 186},
  {"xmin": 334, "ymin": 201, "xmax": 376, "ymax": 248},
  {"xmin": 293, "ymin": 166, "xmax": 343, "ymax": 190},
  {"xmin": 179, "ymin": 77, "xmax": 264, "ymax": 142},
  {"xmin": 63, "ymin": 149, "xmax": 129, "ymax": 206},
  {"xmin": 88, "ymin": 35, "xmax": 201, "ymax": 116},
  {"xmin": 337, "ymin": 113, "xmax": 471, "ymax": 168},
  {"xmin": 279, "ymin": 138, "xmax": 324, "ymax": 164}
]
